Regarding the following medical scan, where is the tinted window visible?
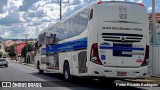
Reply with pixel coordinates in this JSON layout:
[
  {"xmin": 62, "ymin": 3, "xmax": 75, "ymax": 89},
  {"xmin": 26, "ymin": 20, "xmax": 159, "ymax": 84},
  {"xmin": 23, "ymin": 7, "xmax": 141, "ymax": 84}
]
[
  {"xmin": 45, "ymin": 10, "xmax": 89, "ymax": 41},
  {"xmin": 68, "ymin": 15, "xmax": 79, "ymax": 38},
  {"xmin": 0, "ymin": 59, "xmax": 6, "ymax": 61},
  {"xmin": 57, "ymin": 23, "xmax": 69, "ymax": 40},
  {"xmin": 78, "ymin": 10, "xmax": 89, "ymax": 34},
  {"xmin": 89, "ymin": 9, "xmax": 93, "ymax": 20}
]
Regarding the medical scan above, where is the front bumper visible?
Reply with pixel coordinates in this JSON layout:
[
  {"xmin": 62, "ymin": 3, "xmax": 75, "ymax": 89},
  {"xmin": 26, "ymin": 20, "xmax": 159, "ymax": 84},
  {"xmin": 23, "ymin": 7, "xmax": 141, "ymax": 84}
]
[{"xmin": 0, "ymin": 62, "xmax": 7, "ymax": 66}]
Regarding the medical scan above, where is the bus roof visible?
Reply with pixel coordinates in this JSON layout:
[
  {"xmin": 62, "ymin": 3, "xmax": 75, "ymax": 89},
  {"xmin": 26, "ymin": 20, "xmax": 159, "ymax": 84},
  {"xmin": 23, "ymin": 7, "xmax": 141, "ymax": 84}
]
[
  {"xmin": 98, "ymin": 1, "xmax": 144, "ymax": 6},
  {"xmin": 40, "ymin": 1, "xmax": 145, "ymax": 35}
]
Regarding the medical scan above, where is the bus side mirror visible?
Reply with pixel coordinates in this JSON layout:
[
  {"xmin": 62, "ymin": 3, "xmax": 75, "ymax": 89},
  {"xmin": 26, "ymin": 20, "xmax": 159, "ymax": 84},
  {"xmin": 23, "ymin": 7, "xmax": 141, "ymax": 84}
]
[
  {"xmin": 53, "ymin": 34, "xmax": 56, "ymax": 43},
  {"xmin": 50, "ymin": 34, "xmax": 57, "ymax": 44}
]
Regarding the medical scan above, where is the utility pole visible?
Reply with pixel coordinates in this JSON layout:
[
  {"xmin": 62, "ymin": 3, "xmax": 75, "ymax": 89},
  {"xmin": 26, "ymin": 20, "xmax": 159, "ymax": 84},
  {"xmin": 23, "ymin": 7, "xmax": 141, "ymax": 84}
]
[
  {"xmin": 21, "ymin": 34, "xmax": 29, "ymax": 64},
  {"xmin": 42, "ymin": 0, "xmax": 69, "ymax": 21},
  {"xmin": 60, "ymin": 0, "xmax": 62, "ymax": 20},
  {"xmin": 25, "ymin": 34, "xmax": 28, "ymax": 64},
  {"xmin": 152, "ymin": 0, "xmax": 156, "ymax": 44},
  {"xmin": 59, "ymin": 0, "xmax": 69, "ymax": 20},
  {"xmin": 150, "ymin": 0, "xmax": 156, "ymax": 76},
  {"xmin": 14, "ymin": 39, "xmax": 17, "ymax": 62}
]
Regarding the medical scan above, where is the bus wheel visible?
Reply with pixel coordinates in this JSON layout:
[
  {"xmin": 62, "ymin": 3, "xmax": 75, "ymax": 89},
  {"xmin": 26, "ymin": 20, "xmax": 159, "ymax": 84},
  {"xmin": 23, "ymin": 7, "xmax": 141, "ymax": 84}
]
[
  {"xmin": 37, "ymin": 62, "xmax": 44, "ymax": 74},
  {"xmin": 63, "ymin": 62, "xmax": 70, "ymax": 81}
]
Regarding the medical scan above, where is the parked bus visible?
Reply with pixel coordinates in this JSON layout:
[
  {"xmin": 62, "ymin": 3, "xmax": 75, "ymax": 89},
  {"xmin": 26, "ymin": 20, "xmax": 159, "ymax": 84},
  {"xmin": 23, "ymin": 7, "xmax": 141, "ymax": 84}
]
[{"xmin": 34, "ymin": 1, "xmax": 149, "ymax": 82}]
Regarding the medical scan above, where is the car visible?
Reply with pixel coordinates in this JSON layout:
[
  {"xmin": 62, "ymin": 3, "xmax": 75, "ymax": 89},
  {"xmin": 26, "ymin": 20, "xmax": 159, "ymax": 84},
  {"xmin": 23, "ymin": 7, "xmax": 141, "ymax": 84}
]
[
  {"xmin": 0, "ymin": 59, "xmax": 8, "ymax": 67},
  {"xmin": 2, "ymin": 56, "xmax": 6, "ymax": 58}
]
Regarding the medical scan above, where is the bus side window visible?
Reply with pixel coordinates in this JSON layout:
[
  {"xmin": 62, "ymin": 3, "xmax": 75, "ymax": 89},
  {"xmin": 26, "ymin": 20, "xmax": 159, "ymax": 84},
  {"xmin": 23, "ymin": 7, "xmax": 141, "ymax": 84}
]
[
  {"xmin": 89, "ymin": 9, "xmax": 93, "ymax": 20},
  {"xmin": 68, "ymin": 15, "xmax": 79, "ymax": 38},
  {"xmin": 78, "ymin": 10, "xmax": 89, "ymax": 34}
]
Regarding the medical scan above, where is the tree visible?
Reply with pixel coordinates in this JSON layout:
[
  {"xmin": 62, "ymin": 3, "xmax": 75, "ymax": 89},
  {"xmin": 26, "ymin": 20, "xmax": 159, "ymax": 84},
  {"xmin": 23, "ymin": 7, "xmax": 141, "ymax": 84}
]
[
  {"xmin": 0, "ymin": 51, "xmax": 2, "ymax": 57},
  {"xmin": 21, "ymin": 43, "xmax": 32, "ymax": 58},
  {"xmin": 8, "ymin": 52, "xmax": 16, "ymax": 57},
  {"xmin": 5, "ymin": 45, "xmax": 16, "ymax": 57}
]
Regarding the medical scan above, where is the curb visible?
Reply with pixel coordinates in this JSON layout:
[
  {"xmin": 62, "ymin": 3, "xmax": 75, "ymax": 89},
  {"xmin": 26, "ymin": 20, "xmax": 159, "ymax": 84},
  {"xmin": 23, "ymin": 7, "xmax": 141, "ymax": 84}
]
[
  {"xmin": 26, "ymin": 64, "xmax": 35, "ymax": 67},
  {"xmin": 22, "ymin": 63, "xmax": 35, "ymax": 67},
  {"xmin": 13, "ymin": 60, "xmax": 35, "ymax": 67}
]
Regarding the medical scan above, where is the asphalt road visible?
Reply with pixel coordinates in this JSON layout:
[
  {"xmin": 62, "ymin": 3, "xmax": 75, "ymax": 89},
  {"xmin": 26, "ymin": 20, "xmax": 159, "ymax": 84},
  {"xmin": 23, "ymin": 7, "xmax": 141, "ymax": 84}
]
[{"xmin": 0, "ymin": 59, "xmax": 159, "ymax": 90}]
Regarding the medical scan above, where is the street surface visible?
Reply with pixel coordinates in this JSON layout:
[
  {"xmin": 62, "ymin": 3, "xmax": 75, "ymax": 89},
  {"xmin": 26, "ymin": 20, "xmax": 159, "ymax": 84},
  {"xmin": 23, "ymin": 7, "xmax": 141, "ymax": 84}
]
[{"xmin": 0, "ymin": 59, "xmax": 159, "ymax": 90}]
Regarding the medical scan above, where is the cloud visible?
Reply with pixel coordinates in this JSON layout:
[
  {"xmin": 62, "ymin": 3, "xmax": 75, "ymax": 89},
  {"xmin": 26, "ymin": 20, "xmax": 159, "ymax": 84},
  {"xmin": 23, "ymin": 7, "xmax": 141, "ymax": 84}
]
[
  {"xmin": 19, "ymin": 0, "xmax": 37, "ymax": 11},
  {"xmin": 0, "ymin": 0, "xmax": 8, "ymax": 13},
  {"xmin": 148, "ymin": 6, "xmax": 158, "ymax": 12},
  {"xmin": 0, "ymin": 0, "xmax": 24, "ymax": 25},
  {"xmin": 0, "ymin": 12, "xmax": 9, "ymax": 19},
  {"xmin": 1, "ymin": 31, "xmax": 12, "ymax": 38},
  {"xmin": 148, "ymin": 6, "xmax": 152, "ymax": 11},
  {"xmin": 137, "ymin": 0, "xmax": 143, "ymax": 3},
  {"xmin": 3, "ymin": 0, "xmax": 23, "ymax": 11}
]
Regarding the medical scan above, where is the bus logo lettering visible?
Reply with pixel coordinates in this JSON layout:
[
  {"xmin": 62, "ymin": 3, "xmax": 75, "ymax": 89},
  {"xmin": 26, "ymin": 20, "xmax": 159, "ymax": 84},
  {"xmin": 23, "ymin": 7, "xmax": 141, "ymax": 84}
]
[
  {"xmin": 101, "ymin": 55, "xmax": 106, "ymax": 60},
  {"xmin": 119, "ymin": 5, "xmax": 127, "ymax": 19},
  {"xmin": 119, "ymin": 14, "xmax": 127, "ymax": 19}
]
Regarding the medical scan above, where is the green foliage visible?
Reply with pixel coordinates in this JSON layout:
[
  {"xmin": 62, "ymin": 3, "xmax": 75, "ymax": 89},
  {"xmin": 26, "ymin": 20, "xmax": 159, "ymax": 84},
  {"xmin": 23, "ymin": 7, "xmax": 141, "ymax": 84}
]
[
  {"xmin": 0, "ymin": 51, "xmax": 2, "ymax": 57},
  {"xmin": 5, "ymin": 45, "xmax": 16, "ymax": 57},
  {"xmin": 21, "ymin": 43, "xmax": 32, "ymax": 58},
  {"xmin": 8, "ymin": 52, "xmax": 16, "ymax": 57}
]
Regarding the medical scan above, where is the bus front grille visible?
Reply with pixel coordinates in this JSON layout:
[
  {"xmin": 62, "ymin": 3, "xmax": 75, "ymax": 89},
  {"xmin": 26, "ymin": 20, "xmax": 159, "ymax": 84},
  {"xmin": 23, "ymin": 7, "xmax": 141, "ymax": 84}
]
[{"xmin": 102, "ymin": 33, "xmax": 143, "ymax": 42}]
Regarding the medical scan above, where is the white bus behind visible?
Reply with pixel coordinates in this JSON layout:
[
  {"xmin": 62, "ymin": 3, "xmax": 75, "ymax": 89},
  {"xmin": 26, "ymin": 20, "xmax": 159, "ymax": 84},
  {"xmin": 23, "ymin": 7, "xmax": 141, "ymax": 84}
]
[{"xmin": 34, "ymin": 1, "xmax": 149, "ymax": 82}]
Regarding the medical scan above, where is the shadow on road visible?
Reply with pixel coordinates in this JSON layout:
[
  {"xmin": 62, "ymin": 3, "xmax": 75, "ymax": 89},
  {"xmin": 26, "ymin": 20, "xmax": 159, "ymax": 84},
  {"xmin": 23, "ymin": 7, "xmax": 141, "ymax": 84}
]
[
  {"xmin": 31, "ymin": 72, "xmax": 146, "ymax": 90},
  {"xmin": 0, "ymin": 65, "xmax": 7, "ymax": 68}
]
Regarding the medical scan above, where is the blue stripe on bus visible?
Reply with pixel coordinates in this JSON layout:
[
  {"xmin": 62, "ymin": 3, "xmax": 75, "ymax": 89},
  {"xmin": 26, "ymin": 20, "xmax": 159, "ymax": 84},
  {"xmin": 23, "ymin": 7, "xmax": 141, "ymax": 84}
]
[
  {"xmin": 44, "ymin": 37, "xmax": 88, "ymax": 54},
  {"xmin": 99, "ymin": 46, "xmax": 144, "ymax": 51}
]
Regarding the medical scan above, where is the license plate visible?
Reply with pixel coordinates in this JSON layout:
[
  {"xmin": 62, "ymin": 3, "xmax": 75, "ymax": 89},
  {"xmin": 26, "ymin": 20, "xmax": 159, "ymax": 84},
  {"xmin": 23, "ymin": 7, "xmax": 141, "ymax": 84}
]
[{"xmin": 117, "ymin": 72, "xmax": 127, "ymax": 76}]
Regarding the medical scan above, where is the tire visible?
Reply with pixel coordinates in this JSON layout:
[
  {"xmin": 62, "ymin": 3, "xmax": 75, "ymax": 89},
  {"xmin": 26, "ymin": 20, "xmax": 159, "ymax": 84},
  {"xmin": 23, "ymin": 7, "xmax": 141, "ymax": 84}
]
[
  {"xmin": 5, "ymin": 64, "xmax": 8, "ymax": 67},
  {"xmin": 37, "ymin": 62, "xmax": 44, "ymax": 74},
  {"xmin": 63, "ymin": 62, "xmax": 71, "ymax": 81}
]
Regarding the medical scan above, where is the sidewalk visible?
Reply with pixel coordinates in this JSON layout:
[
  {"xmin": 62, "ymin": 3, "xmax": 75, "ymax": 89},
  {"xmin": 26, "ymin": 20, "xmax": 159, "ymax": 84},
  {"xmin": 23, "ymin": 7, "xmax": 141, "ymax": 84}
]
[
  {"xmin": 21, "ymin": 63, "xmax": 35, "ymax": 67},
  {"xmin": 13, "ymin": 60, "xmax": 35, "ymax": 67},
  {"xmin": 125, "ymin": 77, "xmax": 160, "ymax": 85}
]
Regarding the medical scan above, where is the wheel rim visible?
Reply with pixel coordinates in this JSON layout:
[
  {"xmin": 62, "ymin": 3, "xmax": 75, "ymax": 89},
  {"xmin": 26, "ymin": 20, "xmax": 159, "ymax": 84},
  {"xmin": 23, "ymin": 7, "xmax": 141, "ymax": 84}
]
[
  {"xmin": 64, "ymin": 68, "xmax": 69, "ymax": 79},
  {"xmin": 38, "ymin": 64, "xmax": 41, "ymax": 71},
  {"xmin": 38, "ymin": 64, "xmax": 40, "ymax": 69}
]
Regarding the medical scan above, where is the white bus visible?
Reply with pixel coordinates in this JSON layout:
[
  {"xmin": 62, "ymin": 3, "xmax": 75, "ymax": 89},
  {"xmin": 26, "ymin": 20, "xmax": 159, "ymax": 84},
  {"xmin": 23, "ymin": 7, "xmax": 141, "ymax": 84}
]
[{"xmin": 34, "ymin": 1, "xmax": 149, "ymax": 82}]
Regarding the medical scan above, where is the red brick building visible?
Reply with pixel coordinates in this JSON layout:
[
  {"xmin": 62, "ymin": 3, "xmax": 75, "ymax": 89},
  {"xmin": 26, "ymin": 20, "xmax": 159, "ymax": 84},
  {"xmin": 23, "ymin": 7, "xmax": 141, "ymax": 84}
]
[
  {"xmin": 15, "ymin": 42, "xmax": 26, "ymax": 61},
  {"xmin": 148, "ymin": 13, "xmax": 160, "ymax": 43},
  {"xmin": 149, "ymin": 13, "xmax": 160, "ymax": 23}
]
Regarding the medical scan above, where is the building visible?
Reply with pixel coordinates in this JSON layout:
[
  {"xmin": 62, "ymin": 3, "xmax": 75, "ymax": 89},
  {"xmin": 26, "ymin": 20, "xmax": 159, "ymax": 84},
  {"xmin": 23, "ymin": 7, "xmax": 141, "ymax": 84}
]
[
  {"xmin": 4, "ymin": 40, "xmax": 15, "ymax": 47},
  {"xmin": 149, "ymin": 13, "xmax": 160, "ymax": 23},
  {"xmin": 148, "ymin": 13, "xmax": 160, "ymax": 77},
  {"xmin": 0, "ymin": 43, "xmax": 7, "ymax": 57},
  {"xmin": 14, "ymin": 42, "xmax": 26, "ymax": 62},
  {"xmin": 149, "ymin": 13, "xmax": 160, "ymax": 43},
  {"xmin": 26, "ymin": 41, "xmax": 37, "ymax": 64}
]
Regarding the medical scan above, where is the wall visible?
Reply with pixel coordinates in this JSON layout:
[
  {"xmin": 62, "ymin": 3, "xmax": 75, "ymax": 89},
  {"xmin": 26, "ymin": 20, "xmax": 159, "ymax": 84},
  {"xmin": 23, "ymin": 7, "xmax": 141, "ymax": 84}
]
[{"xmin": 149, "ymin": 45, "xmax": 160, "ymax": 77}]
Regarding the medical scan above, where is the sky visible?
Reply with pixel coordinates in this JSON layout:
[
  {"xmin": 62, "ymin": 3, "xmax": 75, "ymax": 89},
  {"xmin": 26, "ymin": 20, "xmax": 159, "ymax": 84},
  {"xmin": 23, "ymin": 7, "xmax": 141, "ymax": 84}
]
[{"xmin": 0, "ymin": 0, "xmax": 159, "ymax": 39}]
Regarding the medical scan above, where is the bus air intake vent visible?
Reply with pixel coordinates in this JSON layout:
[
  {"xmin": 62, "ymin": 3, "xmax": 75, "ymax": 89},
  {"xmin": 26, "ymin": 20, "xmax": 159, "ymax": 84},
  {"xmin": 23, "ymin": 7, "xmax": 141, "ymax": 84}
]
[{"xmin": 102, "ymin": 33, "xmax": 143, "ymax": 42}]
